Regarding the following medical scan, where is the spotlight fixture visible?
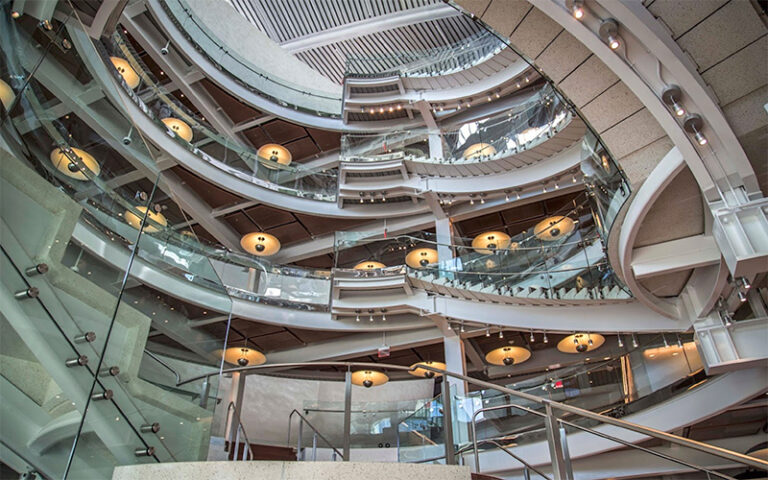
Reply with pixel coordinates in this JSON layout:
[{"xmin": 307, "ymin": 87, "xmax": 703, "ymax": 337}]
[
  {"xmin": 486, "ymin": 326, "xmax": 491, "ymax": 337},
  {"xmin": 499, "ymin": 329, "xmax": 504, "ymax": 339},
  {"xmin": 599, "ymin": 19, "xmax": 621, "ymax": 50},
  {"xmin": 543, "ymin": 332, "xmax": 548, "ymax": 344},
  {"xmin": 460, "ymin": 323, "xmax": 465, "ymax": 333},
  {"xmin": 381, "ymin": 310, "xmax": 387, "ymax": 321},
  {"xmin": 355, "ymin": 310, "xmax": 360, "ymax": 322},
  {"xmin": 683, "ymin": 114, "xmax": 707, "ymax": 146},
  {"xmin": 529, "ymin": 330, "xmax": 535, "ymax": 343},
  {"xmin": 617, "ymin": 335, "xmax": 624, "ymax": 348},
  {"xmin": 505, "ymin": 191, "xmax": 510, "ymax": 202},
  {"xmin": 676, "ymin": 334, "xmax": 683, "ymax": 348},
  {"xmin": 631, "ymin": 334, "xmax": 639, "ymax": 348},
  {"xmin": 566, "ymin": 0, "xmax": 585, "ymax": 19},
  {"xmin": 661, "ymin": 85, "xmax": 686, "ymax": 117}
]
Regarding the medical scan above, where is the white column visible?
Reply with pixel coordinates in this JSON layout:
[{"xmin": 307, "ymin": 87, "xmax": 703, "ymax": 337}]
[
  {"xmin": 443, "ymin": 333, "xmax": 467, "ymax": 396},
  {"xmin": 435, "ymin": 217, "xmax": 454, "ymax": 271}
]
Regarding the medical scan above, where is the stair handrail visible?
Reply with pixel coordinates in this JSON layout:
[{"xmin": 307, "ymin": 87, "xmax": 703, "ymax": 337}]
[
  {"xmin": 143, "ymin": 350, "xmax": 181, "ymax": 384},
  {"xmin": 226, "ymin": 401, "xmax": 253, "ymax": 461},
  {"xmin": 458, "ymin": 439, "xmax": 551, "ymax": 480},
  {"xmin": 178, "ymin": 361, "xmax": 768, "ymax": 474},
  {"xmin": 287, "ymin": 409, "xmax": 345, "ymax": 461}
]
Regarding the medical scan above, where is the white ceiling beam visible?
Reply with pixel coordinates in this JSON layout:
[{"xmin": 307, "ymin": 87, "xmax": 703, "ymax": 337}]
[
  {"xmin": 631, "ymin": 235, "xmax": 722, "ymax": 279},
  {"xmin": 279, "ymin": 3, "xmax": 461, "ymax": 54}
]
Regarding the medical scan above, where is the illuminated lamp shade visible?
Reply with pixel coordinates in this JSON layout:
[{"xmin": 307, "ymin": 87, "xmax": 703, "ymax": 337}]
[
  {"xmin": 463, "ymin": 142, "xmax": 497, "ymax": 160},
  {"xmin": 534, "ymin": 216, "xmax": 575, "ymax": 241},
  {"xmin": 472, "ymin": 231, "xmax": 511, "ymax": 254},
  {"xmin": 351, "ymin": 370, "xmax": 388, "ymax": 388},
  {"xmin": 643, "ymin": 341, "xmax": 699, "ymax": 361},
  {"xmin": 241, "ymin": 232, "xmax": 280, "ymax": 256},
  {"xmin": 124, "ymin": 206, "xmax": 168, "ymax": 233},
  {"xmin": 257, "ymin": 143, "xmax": 292, "ymax": 169},
  {"xmin": 0, "ymin": 79, "xmax": 15, "ymax": 111},
  {"xmin": 485, "ymin": 346, "xmax": 531, "ymax": 366},
  {"xmin": 49, "ymin": 147, "xmax": 101, "ymax": 181},
  {"xmin": 354, "ymin": 261, "xmax": 386, "ymax": 270},
  {"xmin": 405, "ymin": 248, "xmax": 438, "ymax": 269},
  {"xmin": 409, "ymin": 361, "xmax": 446, "ymax": 379},
  {"xmin": 218, "ymin": 347, "xmax": 266, "ymax": 367},
  {"xmin": 161, "ymin": 117, "xmax": 193, "ymax": 142},
  {"xmin": 110, "ymin": 57, "xmax": 140, "ymax": 89},
  {"xmin": 557, "ymin": 333, "xmax": 605, "ymax": 354}
]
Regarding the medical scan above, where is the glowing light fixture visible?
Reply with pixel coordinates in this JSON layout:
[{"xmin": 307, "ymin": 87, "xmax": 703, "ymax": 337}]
[
  {"xmin": 683, "ymin": 114, "xmax": 708, "ymax": 146},
  {"xmin": 351, "ymin": 370, "xmax": 388, "ymax": 388},
  {"xmin": 257, "ymin": 143, "xmax": 292, "ymax": 169},
  {"xmin": 405, "ymin": 248, "xmax": 438, "ymax": 269},
  {"xmin": 354, "ymin": 261, "xmax": 386, "ymax": 270},
  {"xmin": 409, "ymin": 361, "xmax": 446, "ymax": 378},
  {"xmin": 533, "ymin": 216, "xmax": 575, "ymax": 241},
  {"xmin": 218, "ymin": 346, "xmax": 266, "ymax": 367},
  {"xmin": 557, "ymin": 333, "xmax": 605, "ymax": 353},
  {"xmin": 566, "ymin": 0, "xmax": 585, "ymax": 19},
  {"xmin": 124, "ymin": 206, "xmax": 168, "ymax": 233},
  {"xmin": 599, "ymin": 19, "xmax": 621, "ymax": 50},
  {"xmin": 110, "ymin": 57, "xmax": 140, "ymax": 89},
  {"xmin": 0, "ymin": 79, "xmax": 15, "ymax": 111},
  {"xmin": 463, "ymin": 143, "xmax": 497, "ymax": 160},
  {"xmin": 161, "ymin": 117, "xmax": 193, "ymax": 142},
  {"xmin": 661, "ymin": 85, "xmax": 686, "ymax": 117},
  {"xmin": 49, "ymin": 147, "xmax": 101, "ymax": 181},
  {"xmin": 240, "ymin": 232, "xmax": 280, "ymax": 256},
  {"xmin": 472, "ymin": 231, "xmax": 511, "ymax": 254},
  {"xmin": 485, "ymin": 346, "xmax": 531, "ymax": 366}
]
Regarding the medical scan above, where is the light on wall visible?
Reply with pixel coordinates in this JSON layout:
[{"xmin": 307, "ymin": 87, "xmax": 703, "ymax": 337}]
[
  {"xmin": 599, "ymin": 19, "xmax": 621, "ymax": 50},
  {"xmin": 485, "ymin": 346, "xmax": 531, "ymax": 366},
  {"xmin": 405, "ymin": 248, "xmax": 438, "ymax": 269},
  {"xmin": 533, "ymin": 216, "xmax": 575, "ymax": 241},
  {"xmin": 471, "ymin": 231, "xmax": 511, "ymax": 254},
  {"xmin": 354, "ymin": 261, "xmax": 386, "ymax": 270},
  {"xmin": 240, "ymin": 232, "xmax": 280, "ymax": 256},
  {"xmin": 409, "ymin": 361, "xmax": 446, "ymax": 378},
  {"xmin": 110, "ymin": 57, "xmax": 140, "ymax": 89},
  {"xmin": 124, "ymin": 206, "xmax": 168, "ymax": 233},
  {"xmin": 557, "ymin": 333, "xmax": 605, "ymax": 353},
  {"xmin": 0, "ymin": 79, "xmax": 15, "ymax": 111},
  {"xmin": 566, "ymin": 0, "xmax": 585, "ymax": 19},
  {"xmin": 49, "ymin": 147, "xmax": 101, "ymax": 181},
  {"xmin": 161, "ymin": 117, "xmax": 193, "ymax": 142},
  {"xmin": 661, "ymin": 85, "xmax": 686, "ymax": 117},
  {"xmin": 257, "ymin": 143, "xmax": 292, "ymax": 169},
  {"xmin": 351, "ymin": 370, "xmax": 388, "ymax": 388},
  {"xmin": 219, "ymin": 346, "xmax": 266, "ymax": 367},
  {"xmin": 683, "ymin": 114, "xmax": 708, "ymax": 146}
]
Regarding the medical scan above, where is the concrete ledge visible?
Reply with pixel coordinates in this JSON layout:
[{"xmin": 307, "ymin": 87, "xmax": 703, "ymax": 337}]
[{"xmin": 113, "ymin": 461, "xmax": 471, "ymax": 480}]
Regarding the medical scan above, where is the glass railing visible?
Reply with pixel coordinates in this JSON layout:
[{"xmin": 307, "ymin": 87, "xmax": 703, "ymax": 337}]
[
  {"xmin": 1, "ymin": 6, "xmax": 231, "ymax": 477},
  {"xmin": 100, "ymin": 30, "xmax": 339, "ymax": 202},
  {"xmin": 340, "ymin": 83, "xmax": 572, "ymax": 165},
  {"xmin": 396, "ymin": 333, "xmax": 704, "ymax": 464},
  {"xmin": 161, "ymin": 0, "xmax": 342, "ymax": 118},
  {"xmin": 334, "ymin": 192, "xmax": 630, "ymax": 300},
  {"xmin": 345, "ymin": 28, "xmax": 508, "ymax": 79}
]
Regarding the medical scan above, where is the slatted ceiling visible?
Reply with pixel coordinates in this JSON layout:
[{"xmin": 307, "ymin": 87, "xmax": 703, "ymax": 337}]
[
  {"xmin": 293, "ymin": 254, "xmax": 334, "ymax": 269},
  {"xmin": 241, "ymin": 204, "xmax": 295, "ymax": 230},
  {"xmin": 269, "ymin": 221, "xmax": 312, "ymax": 245},
  {"xmin": 199, "ymin": 79, "xmax": 263, "ymax": 124},
  {"xmin": 228, "ymin": 0, "xmax": 486, "ymax": 83}
]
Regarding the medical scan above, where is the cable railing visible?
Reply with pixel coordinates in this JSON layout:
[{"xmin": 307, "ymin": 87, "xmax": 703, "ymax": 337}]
[{"xmin": 177, "ymin": 361, "xmax": 768, "ymax": 478}]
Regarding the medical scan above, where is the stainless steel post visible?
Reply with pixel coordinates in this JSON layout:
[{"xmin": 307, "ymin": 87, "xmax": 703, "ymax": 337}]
[
  {"xmin": 523, "ymin": 467, "xmax": 531, "ymax": 480},
  {"xmin": 343, "ymin": 369, "xmax": 352, "ymax": 461},
  {"xmin": 297, "ymin": 418, "xmax": 304, "ymax": 461},
  {"xmin": 442, "ymin": 380, "xmax": 456, "ymax": 465},
  {"xmin": 312, "ymin": 433, "xmax": 318, "ymax": 461},
  {"xmin": 559, "ymin": 426, "xmax": 574, "ymax": 478},
  {"xmin": 544, "ymin": 404, "xmax": 570, "ymax": 480}
]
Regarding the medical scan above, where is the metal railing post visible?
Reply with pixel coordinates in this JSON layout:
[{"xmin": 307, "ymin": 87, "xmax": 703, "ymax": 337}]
[
  {"xmin": 523, "ymin": 467, "xmax": 531, "ymax": 480},
  {"xmin": 544, "ymin": 404, "xmax": 571, "ymax": 480},
  {"xmin": 297, "ymin": 417, "xmax": 304, "ymax": 461},
  {"xmin": 441, "ymin": 380, "xmax": 456, "ymax": 465},
  {"xmin": 199, "ymin": 378, "xmax": 210, "ymax": 409},
  {"xmin": 559, "ymin": 426, "xmax": 574, "ymax": 478},
  {"xmin": 343, "ymin": 369, "xmax": 352, "ymax": 461},
  {"xmin": 312, "ymin": 433, "xmax": 318, "ymax": 461}
]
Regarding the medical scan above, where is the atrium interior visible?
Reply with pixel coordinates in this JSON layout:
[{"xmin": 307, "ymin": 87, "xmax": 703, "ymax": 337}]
[{"xmin": 0, "ymin": 0, "xmax": 766, "ymax": 479}]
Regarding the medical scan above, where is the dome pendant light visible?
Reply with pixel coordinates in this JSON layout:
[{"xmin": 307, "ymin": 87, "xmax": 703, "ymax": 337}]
[
  {"xmin": 161, "ymin": 117, "xmax": 193, "ymax": 142},
  {"xmin": 485, "ymin": 346, "xmax": 531, "ymax": 366},
  {"xmin": 405, "ymin": 248, "xmax": 438, "ymax": 269},
  {"xmin": 124, "ymin": 205, "xmax": 168, "ymax": 233},
  {"xmin": 409, "ymin": 361, "xmax": 446, "ymax": 379},
  {"xmin": 472, "ymin": 231, "xmax": 511, "ymax": 254},
  {"xmin": 558, "ymin": 333, "xmax": 605, "ymax": 353},
  {"xmin": 0, "ymin": 78, "xmax": 16, "ymax": 111},
  {"xmin": 463, "ymin": 143, "xmax": 496, "ymax": 160},
  {"xmin": 49, "ymin": 147, "xmax": 101, "ymax": 181},
  {"xmin": 533, "ymin": 216, "xmax": 575, "ymax": 241},
  {"xmin": 257, "ymin": 143, "xmax": 292, "ymax": 169},
  {"xmin": 351, "ymin": 370, "xmax": 388, "ymax": 388},
  {"xmin": 240, "ymin": 232, "xmax": 280, "ymax": 256},
  {"xmin": 354, "ymin": 261, "xmax": 386, "ymax": 270},
  {"xmin": 110, "ymin": 57, "xmax": 140, "ymax": 89}
]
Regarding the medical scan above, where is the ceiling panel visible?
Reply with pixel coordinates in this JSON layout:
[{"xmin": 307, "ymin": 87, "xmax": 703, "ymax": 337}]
[
  {"xmin": 243, "ymin": 204, "xmax": 298, "ymax": 230},
  {"xmin": 200, "ymin": 79, "xmax": 262, "ymax": 124},
  {"xmin": 263, "ymin": 119, "xmax": 309, "ymax": 144},
  {"xmin": 284, "ymin": 136, "xmax": 320, "ymax": 160},
  {"xmin": 171, "ymin": 166, "xmax": 245, "ymax": 209}
]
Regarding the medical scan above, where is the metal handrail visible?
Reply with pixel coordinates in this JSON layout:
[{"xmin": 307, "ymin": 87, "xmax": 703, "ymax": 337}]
[
  {"xmin": 226, "ymin": 402, "xmax": 253, "ymax": 461},
  {"xmin": 462, "ymin": 439, "xmax": 552, "ymax": 480},
  {"xmin": 177, "ymin": 361, "xmax": 768, "ymax": 472},
  {"xmin": 143, "ymin": 350, "xmax": 181, "ymax": 384},
  {"xmin": 287, "ymin": 409, "xmax": 345, "ymax": 461}
]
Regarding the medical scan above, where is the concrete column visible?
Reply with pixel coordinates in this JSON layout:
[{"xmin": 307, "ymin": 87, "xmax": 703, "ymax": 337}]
[
  {"xmin": 428, "ymin": 131, "xmax": 444, "ymax": 161},
  {"xmin": 443, "ymin": 334, "xmax": 467, "ymax": 397},
  {"xmin": 224, "ymin": 372, "xmax": 247, "ymax": 445},
  {"xmin": 435, "ymin": 217, "xmax": 454, "ymax": 270}
]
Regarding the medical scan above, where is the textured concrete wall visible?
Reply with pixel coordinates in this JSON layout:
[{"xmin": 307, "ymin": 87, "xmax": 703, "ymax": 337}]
[{"xmin": 113, "ymin": 460, "xmax": 470, "ymax": 480}]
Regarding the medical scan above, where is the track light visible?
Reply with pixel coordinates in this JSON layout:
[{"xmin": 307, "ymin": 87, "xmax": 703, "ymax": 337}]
[
  {"xmin": 737, "ymin": 277, "xmax": 751, "ymax": 290},
  {"xmin": 505, "ymin": 191, "xmax": 510, "ymax": 202},
  {"xmin": 479, "ymin": 194, "xmax": 485, "ymax": 204},
  {"xmin": 499, "ymin": 329, "xmax": 504, "ymax": 339},
  {"xmin": 631, "ymin": 334, "xmax": 639, "ymax": 348},
  {"xmin": 661, "ymin": 85, "xmax": 686, "ymax": 117},
  {"xmin": 683, "ymin": 113, "xmax": 707, "ymax": 146},
  {"xmin": 599, "ymin": 19, "xmax": 621, "ymax": 50},
  {"xmin": 617, "ymin": 335, "xmax": 624, "ymax": 348},
  {"xmin": 662, "ymin": 334, "xmax": 669, "ymax": 348},
  {"xmin": 355, "ymin": 311, "xmax": 360, "ymax": 322},
  {"xmin": 486, "ymin": 326, "xmax": 491, "ymax": 337},
  {"xmin": 529, "ymin": 331, "xmax": 535, "ymax": 343},
  {"xmin": 566, "ymin": 0, "xmax": 585, "ymax": 19},
  {"xmin": 460, "ymin": 323, "xmax": 465, "ymax": 333},
  {"xmin": 737, "ymin": 289, "xmax": 748, "ymax": 302},
  {"xmin": 543, "ymin": 332, "xmax": 548, "ymax": 344},
  {"xmin": 676, "ymin": 334, "xmax": 683, "ymax": 348}
]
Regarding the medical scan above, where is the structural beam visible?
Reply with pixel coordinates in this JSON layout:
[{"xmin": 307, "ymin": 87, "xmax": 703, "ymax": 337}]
[{"xmin": 631, "ymin": 235, "xmax": 722, "ymax": 279}]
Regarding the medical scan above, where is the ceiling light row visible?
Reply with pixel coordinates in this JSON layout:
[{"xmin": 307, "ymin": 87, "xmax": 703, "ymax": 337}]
[{"xmin": 361, "ymin": 104, "xmax": 403, "ymax": 115}]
